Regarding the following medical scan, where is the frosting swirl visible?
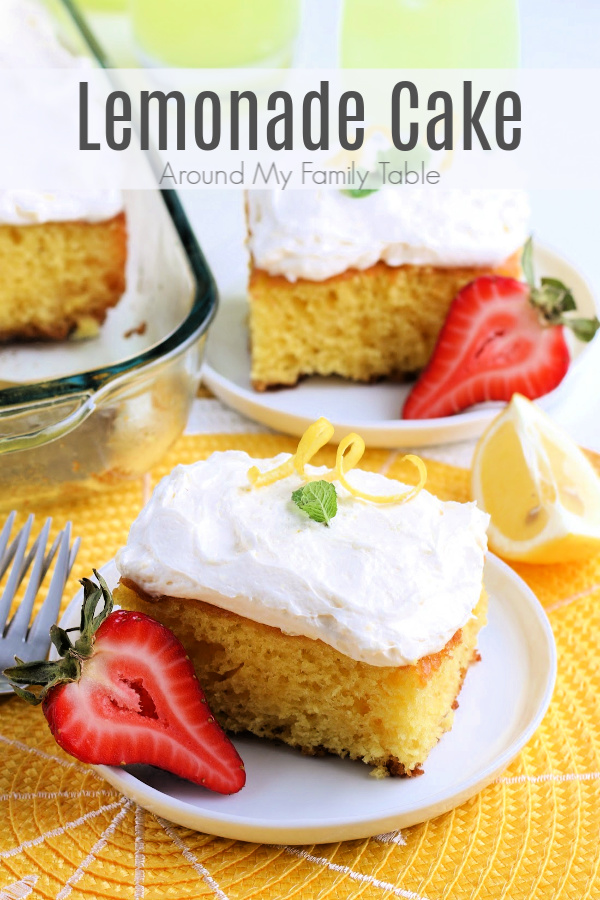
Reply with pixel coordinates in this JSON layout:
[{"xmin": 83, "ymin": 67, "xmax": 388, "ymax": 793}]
[
  {"xmin": 116, "ymin": 450, "xmax": 489, "ymax": 667},
  {"xmin": 246, "ymin": 189, "xmax": 529, "ymax": 281}
]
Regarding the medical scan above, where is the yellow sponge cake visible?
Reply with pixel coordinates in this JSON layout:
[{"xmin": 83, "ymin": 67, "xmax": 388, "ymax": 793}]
[{"xmin": 0, "ymin": 207, "xmax": 127, "ymax": 342}]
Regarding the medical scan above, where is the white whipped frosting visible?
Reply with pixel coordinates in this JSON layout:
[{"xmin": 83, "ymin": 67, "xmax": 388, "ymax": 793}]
[
  {"xmin": 0, "ymin": 0, "xmax": 82, "ymax": 68},
  {"xmin": 116, "ymin": 450, "xmax": 489, "ymax": 667},
  {"xmin": 0, "ymin": 190, "xmax": 123, "ymax": 226},
  {"xmin": 0, "ymin": 0, "xmax": 123, "ymax": 225},
  {"xmin": 246, "ymin": 189, "xmax": 530, "ymax": 281}
]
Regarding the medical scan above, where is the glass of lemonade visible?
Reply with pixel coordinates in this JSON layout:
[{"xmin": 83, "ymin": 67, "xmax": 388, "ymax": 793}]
[
  {"xmin": 72, "ymin": 0, "xmax": 128, "ymax": 11},
  {"xmin": 342, "ymin": 0, "xmax": 520, "ymax": 68},
  {"xmin": 131, "ymin": 0, "xmax": 301, "ymax": 68}
]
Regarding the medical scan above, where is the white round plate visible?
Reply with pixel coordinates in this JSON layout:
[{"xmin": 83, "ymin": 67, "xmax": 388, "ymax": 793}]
[
  {"xmin": 203, "ymin": 244, "xmax": 597, "ymax": 448},
  {"xmin": 59, "ymin": 555, "xmax": 556, "ymax": 844}
]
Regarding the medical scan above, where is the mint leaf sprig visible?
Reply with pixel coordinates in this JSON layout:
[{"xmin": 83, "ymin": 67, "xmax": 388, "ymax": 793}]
[
  {"xmin": 341, "ymin": 188, "xmax": 379, "ymax": 199},
  {"xmin": 522, "ymin": 237, "xmax": 600, "ymax": 343},
  {"xmin": 341, "ymin": 145, "xmax": 432, "ymax": 199},
  {"xmin": 292, "ymin": 481, "xmax": 338, "ymax": 526}
]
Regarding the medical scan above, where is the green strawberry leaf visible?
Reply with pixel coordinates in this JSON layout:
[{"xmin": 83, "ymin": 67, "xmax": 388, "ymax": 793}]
[
  {"xmin": 531, "ymin": 279, "xmax": 577, "ymax": 319},
  {"xmin": 562, "ymin": 316, "xmax": 600, "ymax": 343},
  {"xmin": 525, "ymin": 238, "xmax": 599, "ymax": 344},
  {"xmin": 50, "ymin": 625, "xmax": 74, "ymax": 657},
  {"xmin": 10, "ymin": 684, "xmax": 43, "ymax": 705},
  {"xmin": 521, "ymin": 236, "xmax": 536, "ymax": 288},
  {"xmin": 292, "ymin": 481, "xmax": 338, "ymax": 526},
  {"xmin": 540, "ymin": 277, "xmax": 576, "ymax": 311}
]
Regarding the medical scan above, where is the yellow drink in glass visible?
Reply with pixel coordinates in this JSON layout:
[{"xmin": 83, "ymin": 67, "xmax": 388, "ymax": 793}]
[
  {"xmin": 342, "ymin": 0, "xmax": 520, "ymax": 67},
  {"xmin": 131, "ymin": 0, "xmax": 301, "ymax": 67},
  {"xmin": 72, "ymin": 0, "xmax": 128, "ymax": 11}
]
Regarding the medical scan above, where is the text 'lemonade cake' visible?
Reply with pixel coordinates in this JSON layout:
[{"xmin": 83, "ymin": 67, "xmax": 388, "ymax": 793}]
[
  {"xmin": 115, "ymin": 420, "xmax": 489, "ymax": 776},
  {"xmin": 0, "ymin": 0, "xmax": 126, "ymax": 342},
  {"xmin": 246, "ymin": 189, "xmax": 529, "ymax": 390}
]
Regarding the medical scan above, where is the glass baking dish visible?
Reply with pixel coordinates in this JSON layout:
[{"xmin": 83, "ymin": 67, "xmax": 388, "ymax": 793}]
[{"xmin": 0, "ymin": 2, "xmax": 218, "ymax": 509}]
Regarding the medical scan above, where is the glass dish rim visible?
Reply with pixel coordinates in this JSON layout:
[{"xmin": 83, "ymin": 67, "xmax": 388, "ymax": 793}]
[{"xmin": 0, "ymin": 0, "xmax": 218, "ymax": 412}]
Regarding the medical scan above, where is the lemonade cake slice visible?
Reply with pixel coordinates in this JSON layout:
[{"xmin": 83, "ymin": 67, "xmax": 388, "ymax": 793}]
[
  {"xmin": 246, "ymin": 189, "xmax": 527, "ymax": 390},
  {"xmin": 115, "ymin": 423, "xmax": 489, "ymax": 775}
]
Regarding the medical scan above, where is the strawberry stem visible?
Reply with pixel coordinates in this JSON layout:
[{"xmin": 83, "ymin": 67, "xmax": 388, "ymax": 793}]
[
  {"xmin": 2, "ymin": 571, "xmax": 114, "ymax": 706},
  {"xmin": 522, "ymin": 238, "xmax": 599, "ymax": 342}
]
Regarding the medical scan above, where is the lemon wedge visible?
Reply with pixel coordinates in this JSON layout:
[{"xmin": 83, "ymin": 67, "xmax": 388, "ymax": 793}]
[{"xmin": 471, "ymin": 394, "xmax": 600, "ymax": 563}]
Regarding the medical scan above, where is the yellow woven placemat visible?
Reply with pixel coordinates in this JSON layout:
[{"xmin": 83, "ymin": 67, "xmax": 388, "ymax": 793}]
[{"xmin": 1, "ymin": 432, "xmax": 599, "ymax": 900}]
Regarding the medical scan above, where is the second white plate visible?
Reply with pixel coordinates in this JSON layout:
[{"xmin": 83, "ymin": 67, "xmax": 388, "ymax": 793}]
[
  {"xmin": 59, "ymin": 555, "xmax": 556, "ymax": 844},
  {"xmin": 203, "ymin": 241, "xmax": 597, "ymax": 447}
]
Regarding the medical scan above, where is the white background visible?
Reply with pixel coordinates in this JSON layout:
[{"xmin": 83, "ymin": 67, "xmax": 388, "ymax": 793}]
[{"xmin": 521, "ymin": 0, "xmax": 600, "ymax": 446}]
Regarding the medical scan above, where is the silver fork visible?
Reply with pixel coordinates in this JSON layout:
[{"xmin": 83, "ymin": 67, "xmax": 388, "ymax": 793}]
[{"xmin": 0, "ymin": 512, "xmax": 80, "ymax": 694}]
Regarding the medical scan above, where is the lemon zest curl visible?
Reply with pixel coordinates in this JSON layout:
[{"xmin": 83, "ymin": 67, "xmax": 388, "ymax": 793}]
[{"xmin": 247, "ymin": 417, "xmax": 427, "ymax": 505}]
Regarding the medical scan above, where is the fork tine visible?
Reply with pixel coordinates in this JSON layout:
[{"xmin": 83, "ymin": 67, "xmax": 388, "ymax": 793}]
[
  {"xmin": 28, "ymin": 523, "xmax": 78, "ymax": 649},
  {"xmin": 69, "ymin": 537, "xmax": 82, "ymax": 574},
  {"xmin": 41, "ymin": 529, "xmax": 80, "ymax": 584},
  {"xmin": 0, "ymin": 511, "xmax": 16, "ymax": 567},
  {"xmin": 39, "ymin": 530, "xmax": 62, "ymax": 582},
  {"xmin": 18, "ymin": 518, "xmax": 52, "ymax": 588},
  {"xmin": 0, "ymin": 513, "xmax": 28, "ymax": 581},
  {"xmin": 4, "ymin": 519, "xmax": 52, "ymax": 641},
  {"xmin": 0, "ymin": 515, "xmax": 33, "ymax": 632}
]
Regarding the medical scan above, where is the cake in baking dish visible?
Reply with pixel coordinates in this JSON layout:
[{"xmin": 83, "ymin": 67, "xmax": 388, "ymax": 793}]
[
  {"xmin": 246, "ymin": 189, "xmax": 528, "ymax": 390},
  {"xmin": 0, "ymin": 202, "xmax": 127, "ymax": 341},
  {"xmin": 0, "ymin": 0, "xmax": 127, "ymax": 342},
  {"xmin": 115, "ymin": 420, "xmax": 489, "ymax": 776}
]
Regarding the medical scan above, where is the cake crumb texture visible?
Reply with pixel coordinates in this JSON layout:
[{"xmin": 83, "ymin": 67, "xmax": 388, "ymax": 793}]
[
  {"xmin": 0, "ymin": 212, "xmax": 127, "ymax": 341},
  {"xmin": 249, "ymin": 257, "xmax": 520, "ymax": 389},
  {"xmin": 115, "ymin": 581, "xmax": 487, "ymax": 775}
]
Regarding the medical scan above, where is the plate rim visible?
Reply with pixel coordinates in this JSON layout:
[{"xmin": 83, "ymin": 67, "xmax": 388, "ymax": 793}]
[
  {"xmin": 203, "ymin": 243, "xmax": 598, "ymax": 448},
  {"xmin": 58, "ymin": 554, "xmax": 557, "ymax": 844}
]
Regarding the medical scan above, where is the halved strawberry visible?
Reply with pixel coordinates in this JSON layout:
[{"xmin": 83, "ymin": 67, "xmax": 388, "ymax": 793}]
[
  {"xmin": 3, "ymin": 573, "xmax": 245, "ymax": 795},
  {"xmin": 403, "ymin": 239, "xmax": 599, "ymax": 420}
]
